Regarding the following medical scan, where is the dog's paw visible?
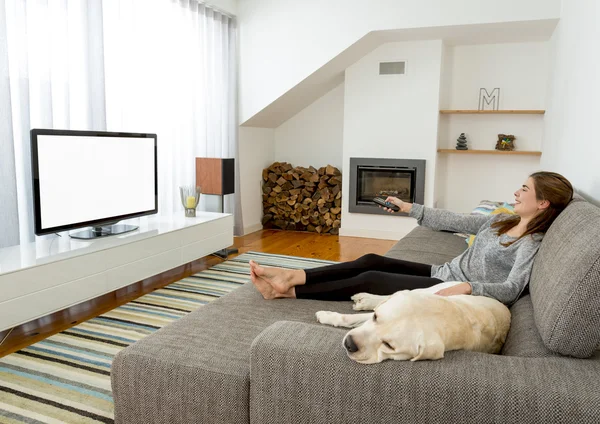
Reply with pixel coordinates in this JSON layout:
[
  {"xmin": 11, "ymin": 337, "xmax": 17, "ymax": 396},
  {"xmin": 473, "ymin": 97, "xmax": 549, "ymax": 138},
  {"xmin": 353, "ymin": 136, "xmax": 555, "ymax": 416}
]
[
  {"xmin": 351, "ymin": 293, "xmax": 386, "ymax": 311},
  {"xmin": 316, "ymin": 311, "xmax": 343, "ymax": 327}
]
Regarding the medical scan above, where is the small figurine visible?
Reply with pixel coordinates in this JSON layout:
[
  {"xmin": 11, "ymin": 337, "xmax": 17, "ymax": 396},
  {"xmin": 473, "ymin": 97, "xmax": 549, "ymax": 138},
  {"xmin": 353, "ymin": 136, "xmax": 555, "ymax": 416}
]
[
  {"xmin": 496, "ymin": 134, "xmax": 516, "ymax": 151},
  {"xmin": 456, "ymin": 133, "xmax": 468, "ymax": 150}
]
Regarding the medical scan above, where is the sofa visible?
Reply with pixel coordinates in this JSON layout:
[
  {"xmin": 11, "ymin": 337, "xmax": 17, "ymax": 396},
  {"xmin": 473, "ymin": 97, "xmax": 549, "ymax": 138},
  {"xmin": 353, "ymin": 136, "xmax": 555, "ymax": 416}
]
[{"xmin": 111, "ymin": 195, "xmax": 600, "ymax": 423}]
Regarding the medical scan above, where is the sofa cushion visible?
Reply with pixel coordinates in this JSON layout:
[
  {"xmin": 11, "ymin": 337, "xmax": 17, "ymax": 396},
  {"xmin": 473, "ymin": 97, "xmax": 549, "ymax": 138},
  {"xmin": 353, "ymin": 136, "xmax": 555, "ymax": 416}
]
[
  {"xmin": 466, "ymin": 203, "xmax": 516, "ymax": 247},
  {"xmin": 251, "ymin": 320, "xmax": 600, "ymax": 424},
  {"xmin": 470, "ymin": 199, "xmax": 506, "ymax": 215},
  {"xmin": 385, "ymin": 226, "xmax": 467, "ymax": 265},
  {"xmin": 529, "ymin": 197, "xmax": 600, "ymax": 358},
  {"xmin": 501, "ymin": 295, "xmax": 562, "ymax": 358},
  {"xmin": 111, "ymin": 282, "xmax": 352, "ymax": 424}
]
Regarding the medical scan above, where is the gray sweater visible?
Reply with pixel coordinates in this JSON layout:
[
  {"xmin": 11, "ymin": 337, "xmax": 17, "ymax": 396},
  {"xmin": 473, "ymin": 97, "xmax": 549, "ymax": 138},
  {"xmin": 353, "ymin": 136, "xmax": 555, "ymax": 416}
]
[{"xmin": 409, "ymin": 203, "xmax": 543, "ymax": 305}]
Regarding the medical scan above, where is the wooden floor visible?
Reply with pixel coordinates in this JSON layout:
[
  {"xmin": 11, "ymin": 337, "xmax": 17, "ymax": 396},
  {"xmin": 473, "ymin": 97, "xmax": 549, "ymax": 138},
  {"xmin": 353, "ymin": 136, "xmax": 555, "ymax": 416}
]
[
  {"xmin": 0, "ymin": 230, "xmax": 395, "ymax": 357},
  {"xmin": 231, "ymin": 229, "xmax": 395, "ymax": 261}
]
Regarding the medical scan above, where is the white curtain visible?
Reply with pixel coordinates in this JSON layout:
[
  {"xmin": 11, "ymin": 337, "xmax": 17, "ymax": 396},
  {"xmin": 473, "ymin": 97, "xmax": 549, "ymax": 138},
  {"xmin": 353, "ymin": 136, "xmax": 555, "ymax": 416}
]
[
  {"xmin": 0, "ymin": 0, "xmax": 105, "ymax": 249},
  {"xmin": 0, "ymin": 0, "xmax": 241, "ymax": 249},
  {"xmin": 0, "ymin": 0, "xmax": 18, "ymax": 248},
  {"xmin": 102, "ymin": 0, "xmax": 241, "ymax": 231}
]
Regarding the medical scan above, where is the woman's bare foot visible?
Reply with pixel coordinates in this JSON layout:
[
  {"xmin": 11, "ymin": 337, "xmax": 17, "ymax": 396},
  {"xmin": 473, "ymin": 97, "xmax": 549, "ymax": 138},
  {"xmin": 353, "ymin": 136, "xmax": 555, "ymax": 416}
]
[
  {"xmin": 250, "ymin": 268, "xmax": 295, "ymax": 299},
  {"xmin": 248, "ymin": 260, "xmax": 304, "ymax": 299}
]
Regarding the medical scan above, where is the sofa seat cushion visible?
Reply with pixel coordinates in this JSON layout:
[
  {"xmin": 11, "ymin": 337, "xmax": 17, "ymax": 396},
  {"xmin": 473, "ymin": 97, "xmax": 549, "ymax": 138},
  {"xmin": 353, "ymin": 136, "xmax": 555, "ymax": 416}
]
[
  {"xmin": 529, "ymin": 197, "xmax": 600, "ymax": 358},
  {"xmin": 251, "ymin": 320, "xmax": 600, "ymax": 424},
  {"xmin": 501, "ymin": 295, "xmax": 562, "ymax": 358},
  {"xmin": 111, "ymin": 282, "xmax": 352, "ymax": 424},
  {"xmin": 385, "ymin": 226, "xmax": 467, "ymax": 265}
]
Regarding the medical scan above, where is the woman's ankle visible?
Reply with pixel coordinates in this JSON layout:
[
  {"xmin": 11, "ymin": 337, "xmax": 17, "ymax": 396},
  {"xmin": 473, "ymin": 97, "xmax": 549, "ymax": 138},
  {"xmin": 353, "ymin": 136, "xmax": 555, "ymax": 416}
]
[
  {"xmin": 275, "ymin": 269, "xmax": 305, "ymax": 293},
  {"xmin": 292, "ymin": 269, "xmax": 306, "ymax": 286}
]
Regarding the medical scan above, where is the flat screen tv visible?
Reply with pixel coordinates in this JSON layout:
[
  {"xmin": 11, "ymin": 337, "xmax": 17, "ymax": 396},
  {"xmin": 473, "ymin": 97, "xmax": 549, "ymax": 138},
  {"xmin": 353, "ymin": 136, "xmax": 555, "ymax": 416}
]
[{"xmin": 31, "ymin": 129, "xmax": 158, "ymax": 240}]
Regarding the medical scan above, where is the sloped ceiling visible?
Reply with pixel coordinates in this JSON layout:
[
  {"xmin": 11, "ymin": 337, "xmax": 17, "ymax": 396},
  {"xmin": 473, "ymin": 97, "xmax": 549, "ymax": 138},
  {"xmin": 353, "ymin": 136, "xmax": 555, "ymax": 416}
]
[{"xmin": 241, "ymin": 19, "xmax": 558, "ymax": 128}]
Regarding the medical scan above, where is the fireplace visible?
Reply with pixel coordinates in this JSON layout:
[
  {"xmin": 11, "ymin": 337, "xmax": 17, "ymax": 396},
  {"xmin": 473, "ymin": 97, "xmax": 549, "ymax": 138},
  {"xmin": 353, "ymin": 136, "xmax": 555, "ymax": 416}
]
[{"xmin": 349, "ymin": 158, "xmax": 426, "ymax": 215}]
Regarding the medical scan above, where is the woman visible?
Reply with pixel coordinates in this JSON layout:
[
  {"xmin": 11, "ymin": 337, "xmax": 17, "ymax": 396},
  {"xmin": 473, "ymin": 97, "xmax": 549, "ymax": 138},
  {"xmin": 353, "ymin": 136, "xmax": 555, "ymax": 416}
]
[{"xmin": 249, "ymin": 171, "xmax": 573, "ymax": 305}]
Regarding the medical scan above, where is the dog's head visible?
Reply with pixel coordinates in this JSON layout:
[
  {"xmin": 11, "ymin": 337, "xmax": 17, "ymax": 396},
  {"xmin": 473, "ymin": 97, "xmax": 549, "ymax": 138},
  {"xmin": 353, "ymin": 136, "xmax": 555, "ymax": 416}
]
[{"xmin": 342, "ymin": 290, "xmax": 446, "ymax": 364}]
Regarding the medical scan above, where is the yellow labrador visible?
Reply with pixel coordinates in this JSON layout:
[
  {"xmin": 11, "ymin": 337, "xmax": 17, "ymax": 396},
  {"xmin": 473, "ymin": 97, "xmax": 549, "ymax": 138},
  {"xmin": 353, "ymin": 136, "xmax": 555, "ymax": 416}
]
[{"xmin": 315, "ymin": 281, "xmax": 511, "ymax": 364}]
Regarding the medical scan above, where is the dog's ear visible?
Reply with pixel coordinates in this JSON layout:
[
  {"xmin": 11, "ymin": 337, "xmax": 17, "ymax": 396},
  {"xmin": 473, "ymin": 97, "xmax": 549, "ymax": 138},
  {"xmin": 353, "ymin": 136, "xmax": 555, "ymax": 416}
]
[{"xmin": 411, "ymin": 331, "xmax": 445, "ymax": 361}]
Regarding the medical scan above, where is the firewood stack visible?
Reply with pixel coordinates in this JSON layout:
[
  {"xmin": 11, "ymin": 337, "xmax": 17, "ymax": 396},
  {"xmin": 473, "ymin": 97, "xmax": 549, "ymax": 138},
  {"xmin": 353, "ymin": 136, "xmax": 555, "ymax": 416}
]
[{"xmin": 262, "ymin": 162, "xmax": 342, "ymax": 234}]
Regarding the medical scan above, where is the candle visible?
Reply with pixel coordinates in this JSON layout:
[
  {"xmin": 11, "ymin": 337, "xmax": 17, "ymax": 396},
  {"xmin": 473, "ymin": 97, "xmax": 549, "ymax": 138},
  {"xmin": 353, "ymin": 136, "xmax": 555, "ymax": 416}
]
[{"xmin": 185, "ymin": 195, "xmax": 196, "ymax": 208}]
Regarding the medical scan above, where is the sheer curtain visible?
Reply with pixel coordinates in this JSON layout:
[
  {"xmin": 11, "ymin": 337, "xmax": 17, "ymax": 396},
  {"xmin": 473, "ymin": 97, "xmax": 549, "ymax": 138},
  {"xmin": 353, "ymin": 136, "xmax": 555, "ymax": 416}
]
[
  {"xmin": 0, "ymin": 0, "xmax": 241, "ymax": 249},
  {"xmin": 102, "ymin": 1, "xmax": 241, "ymax": 232},
  {"xmin": 0, "ymin": 0, "xmax": 105, "ymax": 249}
]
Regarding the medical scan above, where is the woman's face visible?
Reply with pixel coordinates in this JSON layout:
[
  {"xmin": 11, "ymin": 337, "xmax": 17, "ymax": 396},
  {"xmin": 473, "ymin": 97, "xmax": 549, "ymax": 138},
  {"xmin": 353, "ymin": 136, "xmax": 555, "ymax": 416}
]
[{"xmin": 513, "ymin": 177, "xmax": 546, "ymax": 217}]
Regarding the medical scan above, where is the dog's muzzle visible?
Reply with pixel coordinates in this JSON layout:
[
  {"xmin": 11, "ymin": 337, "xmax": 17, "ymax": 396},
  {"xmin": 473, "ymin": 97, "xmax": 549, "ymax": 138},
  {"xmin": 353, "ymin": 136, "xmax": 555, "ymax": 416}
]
[{"xmin": 344, "ymin": 335, "xmax": 359, "ymax": 353}]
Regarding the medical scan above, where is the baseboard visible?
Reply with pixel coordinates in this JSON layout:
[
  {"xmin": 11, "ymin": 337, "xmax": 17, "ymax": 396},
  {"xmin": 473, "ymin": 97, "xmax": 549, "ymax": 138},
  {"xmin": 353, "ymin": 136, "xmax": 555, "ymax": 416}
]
[
  {"xmin": 242, "ymin": 223, "xmax": 408, "ymax": 240},
  {"xmin": 338, "ymin": 228, "xmax": 409, "ymax": 241},
  {"xmin": 243, "ymin": 222, "xmax": 263, "ymax": 235}
]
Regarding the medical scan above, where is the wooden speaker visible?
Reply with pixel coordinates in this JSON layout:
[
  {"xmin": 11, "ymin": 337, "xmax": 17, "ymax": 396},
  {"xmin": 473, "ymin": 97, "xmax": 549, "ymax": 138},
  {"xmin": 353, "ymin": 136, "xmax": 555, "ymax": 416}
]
[{"xmin": 195, "ymin": 158, "xmax": 235, "ymax": 195}]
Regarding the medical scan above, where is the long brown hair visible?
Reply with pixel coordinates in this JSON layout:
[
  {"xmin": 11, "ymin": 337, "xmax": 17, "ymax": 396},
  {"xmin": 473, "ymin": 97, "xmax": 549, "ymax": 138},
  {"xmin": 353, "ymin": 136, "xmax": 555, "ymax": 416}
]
[{"xmin": 491, "ymin": 171, "xmax": 573, "ymax": 246}]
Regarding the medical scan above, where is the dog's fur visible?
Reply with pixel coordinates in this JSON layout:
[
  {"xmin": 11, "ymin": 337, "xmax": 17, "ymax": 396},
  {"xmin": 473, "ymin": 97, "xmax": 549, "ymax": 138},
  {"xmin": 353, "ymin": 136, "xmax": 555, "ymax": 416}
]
[{"xmin": 316, "ymin": 281, "xmax": 511, "ymax": 364}]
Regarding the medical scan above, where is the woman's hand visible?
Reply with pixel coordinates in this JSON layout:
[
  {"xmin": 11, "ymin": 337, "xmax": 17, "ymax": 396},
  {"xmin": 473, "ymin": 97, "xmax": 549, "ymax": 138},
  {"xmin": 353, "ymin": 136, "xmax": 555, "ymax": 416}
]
[
  {"xmin": 380, "ymin": 196, "xmax": 412, "ymax": 214},
  {"xmin": 435, "ymin": 282, "xmax": 472, "ymax": 297}
]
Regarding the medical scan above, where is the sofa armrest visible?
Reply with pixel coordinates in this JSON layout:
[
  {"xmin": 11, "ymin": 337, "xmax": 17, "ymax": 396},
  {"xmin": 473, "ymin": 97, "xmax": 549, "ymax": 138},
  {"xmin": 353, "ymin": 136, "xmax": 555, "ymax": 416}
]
[{"xmin": 250, "ymin": 321, "xmax": 600, "ymax": 424}]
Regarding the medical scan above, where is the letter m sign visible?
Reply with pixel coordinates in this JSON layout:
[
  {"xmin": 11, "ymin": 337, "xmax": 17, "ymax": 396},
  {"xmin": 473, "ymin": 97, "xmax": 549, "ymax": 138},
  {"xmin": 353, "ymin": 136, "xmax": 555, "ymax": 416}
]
[{"xmin": 478, "ymin": 88, "xmax": 500, "ymax": 110}]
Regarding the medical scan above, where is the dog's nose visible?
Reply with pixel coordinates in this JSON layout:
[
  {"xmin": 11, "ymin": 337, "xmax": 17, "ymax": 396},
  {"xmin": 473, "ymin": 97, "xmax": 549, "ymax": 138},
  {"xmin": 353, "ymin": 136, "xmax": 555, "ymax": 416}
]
[{"xmin": 344, "ymin": 335, "xmax": 359, "ymax": 353}]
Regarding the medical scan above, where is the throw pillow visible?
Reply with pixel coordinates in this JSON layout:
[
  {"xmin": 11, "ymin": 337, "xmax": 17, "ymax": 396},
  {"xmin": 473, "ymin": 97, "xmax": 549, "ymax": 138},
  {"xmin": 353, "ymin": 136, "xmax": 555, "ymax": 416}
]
[
  {"xmin": 454, "ymin": 200, "xmax": 505, "ymax": 239},
  {"xmin": 466, "ymin": 202, "xmax": 515, "ymax": 247},
  {"xmin": 471, "ymin": 200, "xmax": 505, "ymax": 215}
]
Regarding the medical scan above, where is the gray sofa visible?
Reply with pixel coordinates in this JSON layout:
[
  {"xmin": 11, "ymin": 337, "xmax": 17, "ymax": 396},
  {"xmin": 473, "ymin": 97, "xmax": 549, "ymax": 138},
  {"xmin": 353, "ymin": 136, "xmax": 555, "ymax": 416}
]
[{"xmin": 111, "ymin": 196, "xmax": 600, "ymax": 423}]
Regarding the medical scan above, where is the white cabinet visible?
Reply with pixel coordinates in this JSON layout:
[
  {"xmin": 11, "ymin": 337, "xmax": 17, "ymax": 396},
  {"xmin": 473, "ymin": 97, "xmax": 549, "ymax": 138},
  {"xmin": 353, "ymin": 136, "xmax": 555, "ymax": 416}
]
[{"xmin": 0, "ymin": 212, "xmax": 233, "ymax": 332}]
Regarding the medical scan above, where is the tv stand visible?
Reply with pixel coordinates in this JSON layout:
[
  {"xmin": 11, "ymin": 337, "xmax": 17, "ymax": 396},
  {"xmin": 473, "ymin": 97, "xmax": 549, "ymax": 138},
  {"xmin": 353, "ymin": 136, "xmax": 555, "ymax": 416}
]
[
  {"xmin": 70, "ymin": 224, "xmax": 139, "ymax": 240},
  {"xmin": 0, "ymin": 212, "xmax": 233, "ymax": 333}
]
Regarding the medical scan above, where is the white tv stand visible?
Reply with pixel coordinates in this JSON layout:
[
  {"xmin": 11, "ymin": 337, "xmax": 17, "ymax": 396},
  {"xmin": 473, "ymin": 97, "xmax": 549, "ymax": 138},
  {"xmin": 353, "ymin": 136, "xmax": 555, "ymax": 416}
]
[{"xmin": 0, "ymin": 212, "xmax": 233, "ymax": 333}]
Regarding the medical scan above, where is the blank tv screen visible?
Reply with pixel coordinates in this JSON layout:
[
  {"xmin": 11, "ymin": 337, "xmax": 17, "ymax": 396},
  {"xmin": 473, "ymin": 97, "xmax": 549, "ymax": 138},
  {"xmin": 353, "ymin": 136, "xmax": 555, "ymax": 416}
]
[{"xmin": 35, "ymin": 133, "xmax": 156, "ymax": 232}]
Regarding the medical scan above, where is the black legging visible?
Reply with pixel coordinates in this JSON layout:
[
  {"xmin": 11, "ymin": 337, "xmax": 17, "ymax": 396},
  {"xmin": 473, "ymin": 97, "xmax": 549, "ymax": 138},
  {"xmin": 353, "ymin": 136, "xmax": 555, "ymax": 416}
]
[{"xmin": 295, "ymin": 253, "xmax": 443, "ymax": 301}]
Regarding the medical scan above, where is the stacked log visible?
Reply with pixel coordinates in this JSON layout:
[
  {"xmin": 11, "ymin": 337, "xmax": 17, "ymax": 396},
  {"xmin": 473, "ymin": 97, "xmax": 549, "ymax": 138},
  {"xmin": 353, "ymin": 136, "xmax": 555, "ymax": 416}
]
[{"xmin": 262, "ymin": 162, "xmax": 342, "ymax": 235}]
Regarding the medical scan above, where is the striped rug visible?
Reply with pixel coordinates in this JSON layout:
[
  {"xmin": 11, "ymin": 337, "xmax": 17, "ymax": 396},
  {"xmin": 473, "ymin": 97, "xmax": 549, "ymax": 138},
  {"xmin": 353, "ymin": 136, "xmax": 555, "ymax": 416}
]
[{"xmin": 0, "ymin": 252, "xmax": 336, "ymax": 423}]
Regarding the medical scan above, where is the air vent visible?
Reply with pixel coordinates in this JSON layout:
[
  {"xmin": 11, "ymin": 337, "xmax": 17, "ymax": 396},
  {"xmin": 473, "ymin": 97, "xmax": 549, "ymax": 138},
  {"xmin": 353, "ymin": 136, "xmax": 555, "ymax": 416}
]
[{"xmin": 379, "ymin": 61, "xmax": 406, "ymax": 75}]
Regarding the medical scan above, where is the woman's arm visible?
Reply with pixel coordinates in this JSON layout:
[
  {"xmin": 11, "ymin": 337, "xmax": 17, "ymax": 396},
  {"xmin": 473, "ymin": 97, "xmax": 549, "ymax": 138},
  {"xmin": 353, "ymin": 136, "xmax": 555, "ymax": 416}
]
[
  {"xmin": 408, "ymin": 203, "xmax": 492, "ymax": 235},
  {"xmin": 435, "ymin": 282, "xmax": 472, "ymax": 296},
  {"xmin": 467, "ymin": 241, "xmax": 540, "ymax": 305}
]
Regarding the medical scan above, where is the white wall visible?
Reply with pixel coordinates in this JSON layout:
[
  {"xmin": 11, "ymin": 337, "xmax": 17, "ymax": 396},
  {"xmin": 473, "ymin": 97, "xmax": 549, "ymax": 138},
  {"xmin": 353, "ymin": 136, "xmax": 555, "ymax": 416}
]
[
  {"xmin": 274, "ymin": 82, "xmax": 344, "ymax": 170},
  {"xmin": 239, "ymin": 127, "xmax": 274, "ymax": 235},
  {"xmin": 448, "ymin": 42, "xmax": 549, "ymax": 111},
  {"xmin": 241, "ymin": 40, "xmax": 553, "ymax": 238},
  {"xmin": 237, "ymin": 0, "xmax": 561, "ymax": 124},
  {"xmin": 437, "ymin": 155, "xmax": 541, "ymax": 212},
  {"xmin": 340, "ymin": 40, "xmax": 443, "ymax": 240},
  {"xmin": 542, "ymin": 0, "xmax": 600, "ymax": 203},
  {"xmin": 434, "ymin": 43, "xmax": 454, "ymax": 208},
  {"xmin": 437, "ymin": 42, "xmax": 550, "ymax": 212}
]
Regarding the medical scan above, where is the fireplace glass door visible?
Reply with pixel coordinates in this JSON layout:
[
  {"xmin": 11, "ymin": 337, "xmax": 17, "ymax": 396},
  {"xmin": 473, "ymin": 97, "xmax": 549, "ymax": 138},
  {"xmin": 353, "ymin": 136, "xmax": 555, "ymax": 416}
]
[{"xmin": 356, "ymin": 166, "xmax": 415, "ymax": 205}]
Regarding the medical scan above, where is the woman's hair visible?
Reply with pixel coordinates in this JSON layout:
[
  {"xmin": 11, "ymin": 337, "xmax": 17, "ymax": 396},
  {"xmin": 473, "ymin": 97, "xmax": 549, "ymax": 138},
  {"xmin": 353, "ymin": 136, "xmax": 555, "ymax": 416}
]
[{"xmin": 492, "ymin": 171, "xmax": 574, "ymax": 246}]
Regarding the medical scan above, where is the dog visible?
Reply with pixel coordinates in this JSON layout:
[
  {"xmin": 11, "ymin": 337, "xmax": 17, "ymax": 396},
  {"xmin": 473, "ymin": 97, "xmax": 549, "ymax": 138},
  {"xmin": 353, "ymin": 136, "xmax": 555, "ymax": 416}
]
[{"xmin": 315, "ymin": 281, "xmax": 511, "ymax": 364}]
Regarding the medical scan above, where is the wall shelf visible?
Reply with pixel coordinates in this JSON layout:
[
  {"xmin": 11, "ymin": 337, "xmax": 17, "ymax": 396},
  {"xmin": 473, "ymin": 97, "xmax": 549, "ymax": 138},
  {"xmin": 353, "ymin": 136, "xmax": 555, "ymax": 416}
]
[
  {"xmin": 437, "ymin": 149, "xmax": 542, "ymax": 156},
  {"xmin": 439, "ymin": 110, "xmax": 545, "ymax": 114}
]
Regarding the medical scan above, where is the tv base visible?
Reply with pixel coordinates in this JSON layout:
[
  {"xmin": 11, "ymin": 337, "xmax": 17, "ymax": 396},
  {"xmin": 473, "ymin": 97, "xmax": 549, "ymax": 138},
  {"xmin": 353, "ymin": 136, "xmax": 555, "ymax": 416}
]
[{"xmin": 69, "ymin": 224, "xmax": 139, "ymax": 240}]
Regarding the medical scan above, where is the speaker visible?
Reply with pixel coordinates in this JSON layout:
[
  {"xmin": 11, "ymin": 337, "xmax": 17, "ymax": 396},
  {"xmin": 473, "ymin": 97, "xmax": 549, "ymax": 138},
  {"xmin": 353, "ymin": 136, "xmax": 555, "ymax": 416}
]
[
  {"xmin": 195, "ymin": 158, "xmax": 235, "ymax": 195},
  {"xmin": 195, "ymin": 157, "xmax": 238, "ymax": 259}
]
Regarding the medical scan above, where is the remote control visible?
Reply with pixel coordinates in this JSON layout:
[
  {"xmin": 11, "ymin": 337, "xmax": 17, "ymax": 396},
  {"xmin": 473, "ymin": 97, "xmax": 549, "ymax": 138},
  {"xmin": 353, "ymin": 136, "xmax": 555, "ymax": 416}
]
[{"xmin": 373, "ymin": 197, "xmax": 400, "ymax": 212}]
